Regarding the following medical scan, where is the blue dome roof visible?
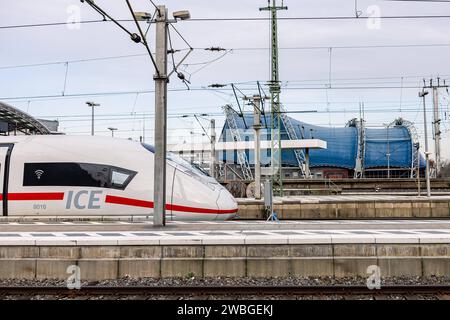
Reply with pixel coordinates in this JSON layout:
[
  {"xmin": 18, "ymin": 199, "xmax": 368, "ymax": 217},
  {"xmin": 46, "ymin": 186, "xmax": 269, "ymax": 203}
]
[{"xmin": 219, "ymin": 113, "xmax": 425, "ymax": 169}]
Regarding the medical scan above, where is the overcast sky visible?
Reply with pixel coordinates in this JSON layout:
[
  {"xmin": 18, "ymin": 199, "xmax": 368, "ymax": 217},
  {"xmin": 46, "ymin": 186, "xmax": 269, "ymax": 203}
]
[{"xmin": 1, "ymin": 0, "xmax": 450, "ymax": 160}]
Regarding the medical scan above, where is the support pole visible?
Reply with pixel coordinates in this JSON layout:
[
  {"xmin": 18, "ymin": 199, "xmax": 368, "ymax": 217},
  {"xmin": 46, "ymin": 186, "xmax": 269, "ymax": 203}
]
[
  {"xmin": 387, "ymin": 125, "xmax": 390, "ymax": 179},
  {"xmin": 253, "ymin": 95, "xmax": 262, "ymax": 199},
  {"xmin": 423, "ymin": 78, "xmax": 447, "ymax": 178},
  {"xmin": 153, "ymin": 5, "xmax": 168, "ymax": 227},
  {"xmin": 86, "ymin": 102, "xmax": 100, "ymax": 136},
  {"xmin": 305, "ymin": 148, "xmax": 310, "ymax": 179},
  {"xmin": 420, "ymin": 90, "xmax": 431, "ymax": 198},
  {"xmin": 417, "ymin": 143, "xmax": 421, "ymax": 197},
  {"xmin": 210, "ymin": 119, "xmax": 216, "ymax": 179},
  {"xmin": 91, "ymin": 106, "xmax": 94, "ymax": 136},
  {"xmin": 432, "ymin": 86, "xmax": 441, "ymax": 176},
  {"xmin": 260, "ymin": 0, "xmax": 287, "ymax": 197}
]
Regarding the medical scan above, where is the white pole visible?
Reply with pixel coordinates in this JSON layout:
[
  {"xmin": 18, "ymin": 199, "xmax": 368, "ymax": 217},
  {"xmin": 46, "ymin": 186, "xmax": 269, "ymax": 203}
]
[
  {"xmin": 420, "ymin": 90, "xmax": 431, "ymax": 197},
  {"xmin": 432, "ymin": 86, "xmax": 441, "ymax": 176},
  {"xmin": 253, "ymin": 95, "xmax": 262, "ymax": 199},
  {"xmin": 210, "ymin": 119, "xmax": 216, "ymax": 179},
  {"xmin": 153, "ymin": 6, "xmax": 168, "ymax": 227}
]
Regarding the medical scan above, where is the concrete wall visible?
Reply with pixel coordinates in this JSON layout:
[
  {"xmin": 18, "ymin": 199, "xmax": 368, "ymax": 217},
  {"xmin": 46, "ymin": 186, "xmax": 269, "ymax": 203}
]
[
  {"xmin": 238, "ymin": 199, "xmax": 450, "ymax": 219},
  {"xmin": 1, "ymin": 242, "xmax": 450, "ymax": 280}
]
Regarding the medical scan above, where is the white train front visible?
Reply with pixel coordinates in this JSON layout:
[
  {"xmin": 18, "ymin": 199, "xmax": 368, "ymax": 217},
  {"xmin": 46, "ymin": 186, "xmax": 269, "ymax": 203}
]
[{"xmin": 0, "ymin": 135, "xmax": 238, "ymax": 220}]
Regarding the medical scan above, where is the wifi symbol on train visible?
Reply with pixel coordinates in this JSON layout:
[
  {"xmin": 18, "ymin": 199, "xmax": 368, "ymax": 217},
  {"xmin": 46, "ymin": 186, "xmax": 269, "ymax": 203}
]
[{"xmin": 34, "ymin": 170, "xmax": 44, "ymax": 180}]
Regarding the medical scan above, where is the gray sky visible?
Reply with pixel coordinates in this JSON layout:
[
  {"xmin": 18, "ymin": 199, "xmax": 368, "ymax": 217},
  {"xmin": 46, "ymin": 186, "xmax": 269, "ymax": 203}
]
[{"xmin": 1, "ymin": 0, "xmax": 450, "ymax": 160}]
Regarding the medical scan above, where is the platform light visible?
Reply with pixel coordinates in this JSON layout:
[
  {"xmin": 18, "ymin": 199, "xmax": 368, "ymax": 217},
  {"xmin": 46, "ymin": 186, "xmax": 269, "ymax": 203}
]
[
  {"xmin": 108, "ymin": 127, "xmax": 118, "ymax": 137},
  {"xmin": 86, "ymin": 101, "xmax": 100, "ymax": 136},
  {"xmin": 419, "ymin": 89, "xmax": 431, "ymax": 198},
  {"xmin": 173, "ymin": 10, "xmax": 191, "ymax": 20},
  {"xmin": 134, "ymin": 12, "xmax": 151, "ymax": 21}
]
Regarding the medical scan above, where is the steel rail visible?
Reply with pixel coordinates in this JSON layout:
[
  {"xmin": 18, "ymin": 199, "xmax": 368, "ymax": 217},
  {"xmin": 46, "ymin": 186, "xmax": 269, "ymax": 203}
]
[{"xmin": 0, "ymin": 285, "xmax": 449, "ymax": 297}]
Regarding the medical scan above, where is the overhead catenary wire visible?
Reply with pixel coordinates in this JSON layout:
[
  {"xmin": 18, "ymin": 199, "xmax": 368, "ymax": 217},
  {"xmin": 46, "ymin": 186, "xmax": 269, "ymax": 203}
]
[
  {"xmin": 34, "ymin": 106, "xmax": 441, "ymax": 125},
  {"xmin": 2, "ymin": 10, "xmax": 448, "ymax": 151},
  {"xmin": 0, "ymin": 85, "xmax": 435, "ymax": 101},
  {"xmin": 182, "ymin": 50, "xmax": 232, "ymax": 81},
  {"xmin": 124, "ymin": 0, "xmax": 160, "ymax": 75},
  {"xmin": 5, "ymin": 14, "xmax": 450, "ymax": 30},
  {"xmin": 3, "ymin": 43, "xmax": 450, "ymax": 71},
  {"xmin": 62, "ymin": 62, "xmax": 69, "ymax": 96}
]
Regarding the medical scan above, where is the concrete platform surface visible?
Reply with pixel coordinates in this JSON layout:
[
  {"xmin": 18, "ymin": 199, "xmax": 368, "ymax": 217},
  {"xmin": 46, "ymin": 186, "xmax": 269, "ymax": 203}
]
[
  {"xmin": 1, "ymin": 219, "xmax": 450, "ymax": 232},
  {"xmin": 1, "ymin": 227, "xmax": 450, "ymax": 245},
  {"xmin": 2, "ymin": 220, "xmax": 450, "ymax": 279}
]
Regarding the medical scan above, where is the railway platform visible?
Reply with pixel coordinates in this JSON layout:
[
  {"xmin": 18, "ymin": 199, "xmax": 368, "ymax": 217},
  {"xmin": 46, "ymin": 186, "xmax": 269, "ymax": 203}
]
[
  {"xmin": 237, "ymin": 195, "xmax": 450, "ymax": 219},
  {"xmin": 0, "ymin": 219, "xmax": 450, "ymax": 280}
]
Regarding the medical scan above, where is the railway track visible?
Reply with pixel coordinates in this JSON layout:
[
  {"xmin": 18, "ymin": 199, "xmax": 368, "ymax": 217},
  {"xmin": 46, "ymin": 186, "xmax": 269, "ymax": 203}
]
[{"xmin": 0, "ymin": 285, "xmax": 449, "ymax": 299}]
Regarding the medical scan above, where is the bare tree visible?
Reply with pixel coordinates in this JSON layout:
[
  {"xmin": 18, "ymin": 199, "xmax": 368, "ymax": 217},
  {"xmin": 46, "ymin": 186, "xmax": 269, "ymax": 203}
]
[{"xmin": 440, "ymin": 160, "xmax": 450, "ymax": 178}]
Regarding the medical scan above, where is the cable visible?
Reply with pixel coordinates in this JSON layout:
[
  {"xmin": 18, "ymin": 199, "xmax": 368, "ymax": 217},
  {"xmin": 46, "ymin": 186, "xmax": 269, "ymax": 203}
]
[
  {"xmin": 167, "ymin": 27, "xmax": 190, "ymax": 88},
  {"xmin": 169, "ymin": 24, "xmax": 193, "ymax": 50},
  {"xmin": 214, "ymin": 43, "xmax": 450, "ymax": 51},
  {"xmin": 2, "ymin": 43, "xmax": 450, "ymax": 71},
  {"xmin": 130, "ymin": 93, "xmax": 140, "ymax": 132},
  {"xmin": 81, "ymin": 1, "xmax": 134, "ymax": 39},
  {"xmin": 124, "ymin": 0, "xmax": 159, "ymax": 75},
  {"xmin": 184, "ymin": 50, "xmax": 232, "ymax": 81},
  {"xmin": 0, "ymin": 53, "xmax": 148, "ymax": 70},
  {"xmin": 62, "ymin": 62, "xmax": 69, "ymax": 96},
  {"xmin": 0, "ymin": 85, "xmax": 433, "ymax": 101},
  {"xmin": 147, "ymin": 0, "xmax": 160, "ymax": 13},
  {"xmin": 183, "ymin": 50, "xmax": 232, "ymax": 67},
  {"xmin": 0, "ymin": 20, "xmax": 107, "ymax": 29},
  {"xmin": 31, "ymin": 106, "xmax": 440, "ymax": 124},
  {"xmin": 186, "ymin": 15, "xmax": 450, "ymax": 21},
  {"xmin": 4, "ymin": 14, "xmax": 450, "ymax": 30}
]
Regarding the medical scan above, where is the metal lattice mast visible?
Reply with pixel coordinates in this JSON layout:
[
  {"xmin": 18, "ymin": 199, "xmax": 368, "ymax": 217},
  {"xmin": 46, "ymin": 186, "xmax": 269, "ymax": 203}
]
[
  {"xmin": 394, "ymin": 118, "xmax": 420, "ymax": 178},
  {"xmin": 260, "ymin": 0, "xmax": 287, "ymax": 196},
  {"xmin": 354, "ymin": 103, "xmax": 366, "ymax": 178},
  {"xmin": 279, "ymin": 104, "xmax": 306, "ymax": 176},
  {"xmin": 423, "ymin": 78, "xmax": 448, "ymax": 177},
  {"xmin": 223, "ymin": 105, "xmax": 254, "ymax": 181}
]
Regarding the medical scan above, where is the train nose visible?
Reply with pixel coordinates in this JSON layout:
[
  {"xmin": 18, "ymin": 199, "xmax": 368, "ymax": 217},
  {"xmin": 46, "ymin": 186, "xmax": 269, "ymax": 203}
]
[{"xmin": 216, "ymin": 188, "xmax": 238, "ymax": 220}]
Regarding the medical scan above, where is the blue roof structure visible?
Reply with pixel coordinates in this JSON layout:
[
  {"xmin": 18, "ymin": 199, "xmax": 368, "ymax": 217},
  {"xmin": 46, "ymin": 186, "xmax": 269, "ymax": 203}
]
[{"xmin": 219, "ymin": 113, "xmax": 425, "ymax": 170}]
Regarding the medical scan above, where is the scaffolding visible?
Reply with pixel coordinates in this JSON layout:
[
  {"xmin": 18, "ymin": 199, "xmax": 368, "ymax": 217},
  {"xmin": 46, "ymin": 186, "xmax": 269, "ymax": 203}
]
[
  {"xmin": 280, "ymin": 104, "xmax": 306, "ymax": 176},
  {"xmin": 392, "ymin": 118, "xmax": 420, "ymax": 179},
  {"xmin": 223, "ymin": 104, "xmax": 254, "ymax": 181},
  {"xmin": 347, "ymin": 118, "xmax": 366, "ymax": 179}
]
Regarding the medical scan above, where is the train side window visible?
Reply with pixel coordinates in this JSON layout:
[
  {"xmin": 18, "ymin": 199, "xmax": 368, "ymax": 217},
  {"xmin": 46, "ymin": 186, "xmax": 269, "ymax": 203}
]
[
  {"xmin": 110, "ymin": 170, "xmax": 134, "ymax": 189},
  {"xmin": 23, "ymin": 163, "xmax": 136, "ymax": 190}
]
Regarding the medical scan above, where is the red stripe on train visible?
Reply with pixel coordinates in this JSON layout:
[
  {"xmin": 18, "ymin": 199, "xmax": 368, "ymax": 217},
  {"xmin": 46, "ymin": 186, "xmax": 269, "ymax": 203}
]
[
  {"xmin": 105, "ymin": 195, "xmax": 238, "ymax": 215},
  {"xmin": 167, "ymin": 203, "xmax": 238, "ymax": 214},
  {"xmin": 105, "ymin": 195, "xmax": 153, "ymax": 209},
  {"xmin": 0, "ymin": 193, "xmax": 64, "ymax": 201},
  {"xmin": 0, "ymin": 193, "xmax": 237, "ymax": 215}
]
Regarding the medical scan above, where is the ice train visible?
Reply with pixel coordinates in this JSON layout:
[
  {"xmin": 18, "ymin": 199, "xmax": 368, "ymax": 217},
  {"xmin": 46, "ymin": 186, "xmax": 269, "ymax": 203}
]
[{"xmin": 0, "ymin": 135, "xmax": 238, "ymax": 220}]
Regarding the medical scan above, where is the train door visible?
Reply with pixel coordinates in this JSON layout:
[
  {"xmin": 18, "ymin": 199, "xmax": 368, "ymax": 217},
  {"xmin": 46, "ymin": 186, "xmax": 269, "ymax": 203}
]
[{"xmin": 0, "ymin": 144, "xmax": 13, "ymax": 216}]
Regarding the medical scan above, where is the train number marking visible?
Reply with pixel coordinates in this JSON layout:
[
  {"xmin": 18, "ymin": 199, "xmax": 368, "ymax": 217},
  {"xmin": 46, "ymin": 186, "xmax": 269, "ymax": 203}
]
[{"xmin": 65, "ymin": 190, "xmax": 103, "ymax": 209}]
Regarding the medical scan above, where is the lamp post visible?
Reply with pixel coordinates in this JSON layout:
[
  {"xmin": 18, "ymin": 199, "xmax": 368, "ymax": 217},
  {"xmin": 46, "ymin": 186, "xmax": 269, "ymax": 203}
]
[
  {"xmin": 419, "ymin": 90, "xmax": 431, "ymax": 198},
  {"xmin": 80, "ymin": 1, "xmax": 192, "ymax": 227},
  {"xmin": 108, "ymin": 127, "xmax": 118, "ymax": 137},
  {"xmin": 383, "ymin": 123, "xmax": 391, "ymax": 179},
  {"xmin": 136, "ymin": 7, "xmax": 191, "ymax": 227},
  {"xmin": 86, "ymin": 101, "xmax": 100, "ymax": 136}
]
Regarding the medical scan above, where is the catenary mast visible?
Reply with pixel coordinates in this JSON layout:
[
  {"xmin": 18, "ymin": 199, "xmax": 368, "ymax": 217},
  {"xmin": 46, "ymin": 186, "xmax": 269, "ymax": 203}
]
[{"xmin": 259, "ymin": 0, "xmax": 287, "ymax": 196}]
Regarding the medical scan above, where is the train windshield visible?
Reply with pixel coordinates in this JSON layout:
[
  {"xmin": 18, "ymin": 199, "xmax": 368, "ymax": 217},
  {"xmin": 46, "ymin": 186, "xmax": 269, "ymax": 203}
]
[
  {"xmin": 141, "ymin": 143, "xmax": 213, "ymax": 180},
  {"xmin": 166, "ymin": 152, "xmax": 211, "ymax": 177}
]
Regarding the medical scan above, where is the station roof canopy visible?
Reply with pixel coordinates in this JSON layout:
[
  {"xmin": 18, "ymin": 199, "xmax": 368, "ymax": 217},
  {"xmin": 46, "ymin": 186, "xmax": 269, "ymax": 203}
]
[
  {"xmin": 0, "ymin": 101, "xmax": 51, "ymax": 134},
  {"xmin": 168, "ymin": 139, "xmax": 327, "ymax": 153}
]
